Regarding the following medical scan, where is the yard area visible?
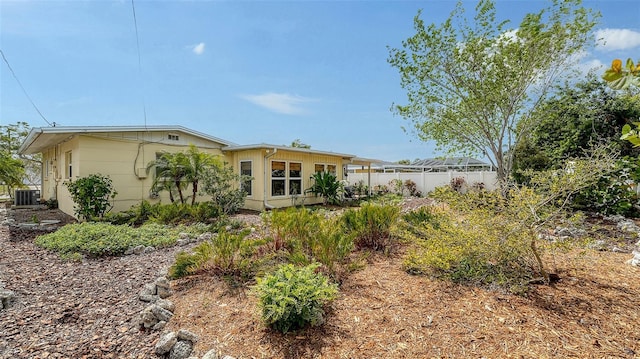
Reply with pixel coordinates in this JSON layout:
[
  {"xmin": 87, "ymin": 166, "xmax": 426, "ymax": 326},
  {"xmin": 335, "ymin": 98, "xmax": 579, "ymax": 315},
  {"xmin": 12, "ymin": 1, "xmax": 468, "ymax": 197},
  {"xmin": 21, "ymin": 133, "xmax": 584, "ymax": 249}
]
[{"xmin": 1, "ymin": 201, "xmax": 639, "ymax": 358}]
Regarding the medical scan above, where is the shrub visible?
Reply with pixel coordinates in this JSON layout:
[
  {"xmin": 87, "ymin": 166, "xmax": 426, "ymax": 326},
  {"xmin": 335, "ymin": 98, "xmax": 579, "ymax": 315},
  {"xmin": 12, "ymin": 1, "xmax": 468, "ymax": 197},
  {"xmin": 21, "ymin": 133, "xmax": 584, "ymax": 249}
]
[
  {"xmin": 170, "ymin": 241, "xmax": 214, "ymax": 279},
  {"xmin": 255, "ymin": 263, "xmax": 338, "ymax": 333},
  {"xmin": 450, "ymin": 177, "xmax": 466, "ymax": 193},
  {"xmin": 267, "ymin": 207, "xmax": 322, "ymax": 253},
  {"xmin": 402, "ymin": 209, "xmax": 535, "ymax": 292},
  {"xmin": 572, "ymin": 157, "xmax": 640, "ymax": 217},
  {"xmin": 403, "ymin": 179, "xmax": 420, "ymax": 197},
  {"xmin": 388, "ymin": 179, "xmax": 403, "ymax": 195},
  {"xmin": 200, "ymin": 162, "xmax": 248, "ymax": 215},
  {"xmin": 35, "ymin": 222, "xmax": 195, "ymax": 257},
  {"xmin": 306, "ymin": 172, "xmax": 341, "ymax": 205},
  {"xmin": 402, "ymin": 205, "xmax": 444, "ymax": 234},
  {"xmin": 342, "ymin": 203, "xmax": 400, "ymax": 250},
  {"xmin": 309, "ymin": 219, "xmax": 354, "ymax": 276},
  {"xmin": 64, "ymin": 174, "xmax": 117, "ymax": 220}
]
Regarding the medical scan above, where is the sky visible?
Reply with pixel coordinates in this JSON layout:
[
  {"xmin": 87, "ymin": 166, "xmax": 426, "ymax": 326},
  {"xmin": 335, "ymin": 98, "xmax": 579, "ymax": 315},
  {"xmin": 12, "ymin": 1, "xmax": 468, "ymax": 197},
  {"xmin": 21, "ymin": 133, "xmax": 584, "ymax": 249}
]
[{"xmin": 1, "ymin": 0, "xmax": 640, "ymax": 162}]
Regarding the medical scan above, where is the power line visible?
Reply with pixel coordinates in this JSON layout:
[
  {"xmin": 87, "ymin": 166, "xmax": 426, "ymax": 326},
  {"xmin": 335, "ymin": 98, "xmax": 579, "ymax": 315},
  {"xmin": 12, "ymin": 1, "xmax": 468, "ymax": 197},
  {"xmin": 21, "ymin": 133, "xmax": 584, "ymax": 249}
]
[
  {"xmin": 130, "ymin": 0, "xmax": 148, "ymax": 129},
  {"xmin": 0, "ymin": 49, "xmax": 53, "ymax": 126}
]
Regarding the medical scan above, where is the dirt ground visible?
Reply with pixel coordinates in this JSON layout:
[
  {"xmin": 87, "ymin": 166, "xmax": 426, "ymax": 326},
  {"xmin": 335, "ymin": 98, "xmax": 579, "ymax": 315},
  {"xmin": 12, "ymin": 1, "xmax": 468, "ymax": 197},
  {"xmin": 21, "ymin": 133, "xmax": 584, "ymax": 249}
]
[
  {"xmin": 165, "ymin": 200, "xmax": 640, "ymax": 359},
  {"xmin": 2, "ymin": 201, "xmax": 639, "ymax": 358}
]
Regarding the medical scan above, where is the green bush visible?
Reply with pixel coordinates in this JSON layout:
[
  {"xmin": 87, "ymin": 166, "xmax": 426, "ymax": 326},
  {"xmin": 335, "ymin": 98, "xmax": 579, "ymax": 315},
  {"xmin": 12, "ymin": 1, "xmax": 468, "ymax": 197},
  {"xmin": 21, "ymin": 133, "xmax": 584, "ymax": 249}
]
[
  {"xmin": 267, "ymin": 207, "xmax": 322, "ymax": 253},
  {"xmin": 342, "ymin": 203, "xmax": 400, "ymax": 250},
  {"xmin": 64, "ymin": 174, "xmax": 117, "ymax": 220},
  {"xmin": 572, "ymin": 157, "xmax": 640, "ymax": 217},
  {"xmin": 306, "ymin": 171, "xmax": 342, "ymax": 205},
  {"xmin": 402, "ymin": 209, "xmax": 535, "ymax": 292},
  {"xmin": 309, "ymin": 219, "xmax": 354, "ymax": 275},
  {"xmin": 255, "ymin": 263, "xmax": 338, "ymax": 333},
  {"xmin": 402, "ymin": 205, "xmax": 444, "ymax": 234},
  {"xmin": 169, "ymin": 241, "xmax": 214, "ymax": 279},
  {"xmin": 35, "ymin": 222, "xmax": 198, "ymax": 257}
]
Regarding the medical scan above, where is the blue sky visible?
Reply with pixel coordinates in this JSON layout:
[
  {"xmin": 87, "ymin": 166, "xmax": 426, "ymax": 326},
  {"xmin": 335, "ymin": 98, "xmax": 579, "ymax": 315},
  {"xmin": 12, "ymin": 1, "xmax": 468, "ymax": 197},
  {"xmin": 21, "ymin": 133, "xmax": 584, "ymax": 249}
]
[{"xmin": 2, "ymin": 1, "xmax": 640, "ymax": 162}]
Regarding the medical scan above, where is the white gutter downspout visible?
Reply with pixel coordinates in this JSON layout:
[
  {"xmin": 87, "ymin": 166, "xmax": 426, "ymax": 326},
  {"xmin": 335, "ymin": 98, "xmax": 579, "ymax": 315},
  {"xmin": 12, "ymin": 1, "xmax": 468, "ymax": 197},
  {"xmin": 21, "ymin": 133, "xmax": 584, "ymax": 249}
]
[{"xmin": 263, "ymin": 148, "xmax": 278, "ymax": 210}]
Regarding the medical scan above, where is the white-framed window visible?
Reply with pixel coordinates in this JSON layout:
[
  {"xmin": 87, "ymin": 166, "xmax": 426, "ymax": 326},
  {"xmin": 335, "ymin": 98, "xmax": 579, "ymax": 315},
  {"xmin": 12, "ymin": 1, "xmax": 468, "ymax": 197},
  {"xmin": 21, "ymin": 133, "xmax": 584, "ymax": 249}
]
[
  {"xmin": 240, "ymin": 160, "xmax": 252, "ymax": 196},
  {"xmin": 65, "ymin": 151, "xmax": 73, "ymax": 179},
  {"xmin": 314, "ymin": 163, "xmax": 337, "ymax": 175},
  {"xmin": 271, "ymin": 161, "xmax": 286, "ymax": 196},
  {"xmin": 289, "ymin": 162, "xmax": 302, "ymax": 195},
  {"xmin": 271, "ymin": 161, "xmax": 303, "ymax": 197},
  {"xmin": 167, "ymin": 134, "xmax": 179, "ymax": 141}
]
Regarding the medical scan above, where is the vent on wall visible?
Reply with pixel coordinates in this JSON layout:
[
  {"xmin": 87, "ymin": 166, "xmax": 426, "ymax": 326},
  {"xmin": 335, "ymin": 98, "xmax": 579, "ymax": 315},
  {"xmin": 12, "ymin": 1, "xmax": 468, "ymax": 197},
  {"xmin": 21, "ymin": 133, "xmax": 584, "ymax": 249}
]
[
  {"xmin": 168, "ymin": 134, "xmax": 179, "ymax": 141},
  {"xmin": 14, "ymin": 190, "xmax": 41, "ymax": 206}
]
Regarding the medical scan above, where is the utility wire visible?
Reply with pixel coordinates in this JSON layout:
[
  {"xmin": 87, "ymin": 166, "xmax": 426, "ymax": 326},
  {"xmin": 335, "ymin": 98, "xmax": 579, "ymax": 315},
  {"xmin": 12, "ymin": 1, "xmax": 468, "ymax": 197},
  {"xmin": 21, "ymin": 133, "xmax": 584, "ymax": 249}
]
[
  {"xmin": 0, "ymin": 49, "xmax": 53, "ymax": 126},
  {"xmin": 130, "ymin": 0, "xmax": 148, "ymax": 129}
]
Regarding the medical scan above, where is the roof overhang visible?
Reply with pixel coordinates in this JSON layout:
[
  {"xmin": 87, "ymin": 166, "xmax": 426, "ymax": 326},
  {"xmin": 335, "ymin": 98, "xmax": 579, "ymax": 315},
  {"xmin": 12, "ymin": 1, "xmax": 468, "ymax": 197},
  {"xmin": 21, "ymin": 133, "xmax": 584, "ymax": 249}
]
[
  {"xmin": 223, "ymin": 143, "xmax": 356, "ymax": 160},
  {"xmin": 18, "ymin": 125, "xmax": 237, "ymax": 155}
]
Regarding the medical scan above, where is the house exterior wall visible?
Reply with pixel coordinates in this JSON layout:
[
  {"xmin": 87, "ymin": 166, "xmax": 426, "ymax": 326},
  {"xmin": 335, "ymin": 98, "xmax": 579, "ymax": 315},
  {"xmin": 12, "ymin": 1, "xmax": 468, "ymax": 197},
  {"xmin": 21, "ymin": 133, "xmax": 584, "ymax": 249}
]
[
  {"xmin": 33, "ymin": 129, "xmax": 352, "ymax": 217},
  {"xmin": 39, "ymin": 131, "xmax": 226, "ymax": 217},
  {"xmin": 225, "ymin": 148, "xmax": 348, "ymax": 211}
]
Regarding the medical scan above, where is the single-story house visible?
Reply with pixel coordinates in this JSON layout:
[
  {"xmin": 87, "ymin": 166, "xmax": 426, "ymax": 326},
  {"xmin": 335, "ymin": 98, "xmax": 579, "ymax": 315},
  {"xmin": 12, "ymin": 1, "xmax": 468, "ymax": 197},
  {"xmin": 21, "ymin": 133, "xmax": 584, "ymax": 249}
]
[{"xmin": 18, "ymin": 125, "xmax": 371, "ymax": 217}]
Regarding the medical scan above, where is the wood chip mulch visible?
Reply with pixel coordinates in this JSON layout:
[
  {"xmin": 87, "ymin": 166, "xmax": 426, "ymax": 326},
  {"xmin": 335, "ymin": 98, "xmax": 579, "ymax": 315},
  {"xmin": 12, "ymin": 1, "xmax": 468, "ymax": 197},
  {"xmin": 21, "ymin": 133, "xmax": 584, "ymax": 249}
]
[
  {"xmin": 0, "ymin": 207, "xmax": 191, "ymax": 359},
  {"xmin": 167, "ymin": 250, "xmax": 640, "ymax": 359},
  {"xmin": 2, "ymin": 202, "xmax": 640, "ymax": 359}
]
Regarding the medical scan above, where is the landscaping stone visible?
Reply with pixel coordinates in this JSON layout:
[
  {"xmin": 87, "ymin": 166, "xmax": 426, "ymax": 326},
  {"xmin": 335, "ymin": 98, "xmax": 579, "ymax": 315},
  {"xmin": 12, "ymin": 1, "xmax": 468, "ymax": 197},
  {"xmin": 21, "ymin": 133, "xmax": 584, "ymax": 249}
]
[
  {"xmin": 139, "ymin": 294, "xmax": 158, "ymax": 302},
  {"xmin": 169, "ymin": 340, "xmax": 193, "ymax": 359},
  {"xmin": 177, "ymin": 329, "xmax": 198, "ymax": 343},
  {"xmin": 153, "ymin": 321, "xmax": 167, "ymax": 331},
  {"xmin": 0, "ymin": 288, "xmax": 16, "ymax": 310},
  {"xmin": 155, "ymin": 332, "xmax": 177, "ymax": 355},
  {"xmin": 201, "ymin": 349, "xmax": 219, "ymax": 359},
  {"xmin": 151, "ymin": 304, "xmax": 174, "ymax": 322},
  {"xmin": 133, "ymin": 245, "xmax": 146, "ymax": 255},
  {"xmin": 157, "ymin": 298, "xmax": 175, "ymax": 312}
]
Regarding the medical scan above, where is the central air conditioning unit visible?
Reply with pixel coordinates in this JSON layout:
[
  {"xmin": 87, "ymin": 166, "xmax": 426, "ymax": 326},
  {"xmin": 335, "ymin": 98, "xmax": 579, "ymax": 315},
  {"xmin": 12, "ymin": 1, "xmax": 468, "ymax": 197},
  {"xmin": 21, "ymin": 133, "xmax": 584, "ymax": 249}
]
[{"xmin": 14, "ymin": 190, "xmax": 41, "ymax": 206}]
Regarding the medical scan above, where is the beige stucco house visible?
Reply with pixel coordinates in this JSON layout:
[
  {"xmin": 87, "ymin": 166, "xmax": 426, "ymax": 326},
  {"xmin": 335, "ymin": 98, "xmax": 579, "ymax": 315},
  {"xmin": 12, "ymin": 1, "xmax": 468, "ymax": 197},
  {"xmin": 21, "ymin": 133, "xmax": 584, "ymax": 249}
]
[{"xmin": 18, "ymin": 125, "xmax": 362, "ymax": 217}]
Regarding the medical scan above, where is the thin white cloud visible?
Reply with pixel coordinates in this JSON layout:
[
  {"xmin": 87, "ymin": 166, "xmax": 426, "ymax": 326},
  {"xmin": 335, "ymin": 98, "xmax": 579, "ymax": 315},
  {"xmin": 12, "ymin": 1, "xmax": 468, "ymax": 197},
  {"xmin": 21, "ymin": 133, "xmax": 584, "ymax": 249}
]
[
  {"xmin": 595, "ymin": 28, "xmax": 640, "ymax": 51},
  {"xmin": 192, "ymin": 42, "xmax": 205, "ymax": 55},
  {"xmin": 241, "ymin": 92, "xmax": 317, "ymax": 115}
]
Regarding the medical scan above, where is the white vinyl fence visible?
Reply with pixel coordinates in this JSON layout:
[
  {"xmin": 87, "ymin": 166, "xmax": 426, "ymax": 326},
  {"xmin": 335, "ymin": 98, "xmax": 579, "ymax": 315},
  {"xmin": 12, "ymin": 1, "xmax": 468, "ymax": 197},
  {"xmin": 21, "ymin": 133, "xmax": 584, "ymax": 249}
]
[{"xmin": 346, "ymin": 171, "xmax": 498, "ymax": 195}]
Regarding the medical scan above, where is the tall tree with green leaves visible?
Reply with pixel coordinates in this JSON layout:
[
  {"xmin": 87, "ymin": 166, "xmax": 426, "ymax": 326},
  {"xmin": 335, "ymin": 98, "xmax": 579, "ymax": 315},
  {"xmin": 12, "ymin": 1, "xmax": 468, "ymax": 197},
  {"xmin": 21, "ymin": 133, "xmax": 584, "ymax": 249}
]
[
  {"xmin": 513, "ymin": 77, "xmax": 640, "ymax": 175},
  {"xmin": 184, "ymin": 145, "xmax": 222, "ymax": 205},
  {"xmin": 147, "ymin": 151, "xmax": 189, "ymax": 204},
  {"xmin": 388, "ymin": 0, "xmax": 598, "ymax": 184},
  {"xmin": 1, "ymin": 122, "xmax": 41, "ymax": 195}
]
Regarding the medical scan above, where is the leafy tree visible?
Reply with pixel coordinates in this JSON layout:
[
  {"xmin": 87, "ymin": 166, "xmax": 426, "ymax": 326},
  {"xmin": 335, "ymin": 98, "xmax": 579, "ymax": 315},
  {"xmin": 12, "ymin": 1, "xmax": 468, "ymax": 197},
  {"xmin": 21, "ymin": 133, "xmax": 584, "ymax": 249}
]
[
  {"xmin": 388, "ymin": 0, "xmax": 598, "ymax": 184},
  {"xmin": 0, "ymin": 122, "xmax": 41, "ymax": 194},
  {"xmin": 65, "ymin": 174, "xmax": 117, "ymax": 220},
  {"xmin": 183, "ymin": 145, "xmax": 222, "ymax": 205},
  {"xmin": 512, "ymin": 77, "xmax": 640, "ymax": 181},
  {"xmin": 200, "ymin": 162, "xmax": 249, "ymax": 215},
  {"xmin": 290, "ymin": 139, "xmax": 311, "ymax": 149},
  {"xmin": 0, "ymin": 153, "xmax": 25, "ymax": 194}
]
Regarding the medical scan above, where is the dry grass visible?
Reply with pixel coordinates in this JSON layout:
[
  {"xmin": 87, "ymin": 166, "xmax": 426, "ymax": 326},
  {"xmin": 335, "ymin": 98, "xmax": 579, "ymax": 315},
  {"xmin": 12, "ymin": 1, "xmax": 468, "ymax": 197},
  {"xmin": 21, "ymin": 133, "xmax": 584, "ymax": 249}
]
[{"xmin": 167, "ymin": 249, "xmax": 640, "ymax": 359}]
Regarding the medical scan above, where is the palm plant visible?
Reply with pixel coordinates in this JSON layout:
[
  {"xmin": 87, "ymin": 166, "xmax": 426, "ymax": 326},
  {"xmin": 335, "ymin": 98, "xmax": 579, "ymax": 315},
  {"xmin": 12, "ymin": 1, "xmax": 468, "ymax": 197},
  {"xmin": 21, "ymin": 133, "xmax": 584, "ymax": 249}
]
[
  {"xmin": 306, "ymin": 171, "xmax": 341, "ymax": 205},
  {"xmin": 146, "ymin": 151, "xmax": 189, "ymax": 204},
  {"xmin": 184, "ymin": 145, "xmax": 222, "ymax": 205}
]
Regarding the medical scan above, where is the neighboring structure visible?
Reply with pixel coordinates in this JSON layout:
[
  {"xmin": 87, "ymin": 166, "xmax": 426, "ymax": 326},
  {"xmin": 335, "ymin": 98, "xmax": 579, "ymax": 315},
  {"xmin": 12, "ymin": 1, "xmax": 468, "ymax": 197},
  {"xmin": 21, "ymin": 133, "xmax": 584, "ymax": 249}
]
[
  {"xmin": 348, "ymin": 157, "xmax": 494, "ymax": 173},
  {"xmin": 18, "ymin": 126, "xmax": 364, "ymax": 217}
]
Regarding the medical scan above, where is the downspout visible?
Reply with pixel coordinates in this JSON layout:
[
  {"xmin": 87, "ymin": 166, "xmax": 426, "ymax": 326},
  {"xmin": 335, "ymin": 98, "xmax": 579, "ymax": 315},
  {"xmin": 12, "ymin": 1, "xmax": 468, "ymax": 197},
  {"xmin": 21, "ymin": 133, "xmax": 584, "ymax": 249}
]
[{"xmin": 263, "ymin": 148, "xmax": 278, "ymax": 210}]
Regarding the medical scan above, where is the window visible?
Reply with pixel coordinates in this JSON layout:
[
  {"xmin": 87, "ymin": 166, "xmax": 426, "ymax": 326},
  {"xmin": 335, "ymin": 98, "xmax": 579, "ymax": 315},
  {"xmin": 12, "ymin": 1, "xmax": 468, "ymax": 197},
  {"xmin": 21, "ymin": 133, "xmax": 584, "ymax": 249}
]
[
  {"xmin": 65, "ymin": 151, "xmax": 73, "ymax": 179},
  {"xmin": 168, "ymin": 134, "xmax": 179, "ymax": 141},
  {"xmin": 271, "ymin": 161, "xmax": 302, "ymax": 197},
  {"xmin": 240, "ymin": 161, "xmax": 252, "ymax": 196},
  {"xmin": 289, "ymin": 162, "xmax": 302, "ymax": 195},
  {"xmin": 271, "ymin": 161, "xmax": 286, "ymax": 196},
  {"xmin": 314, "ymin": 163, "xmax": 337, "ymax": 175}
]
